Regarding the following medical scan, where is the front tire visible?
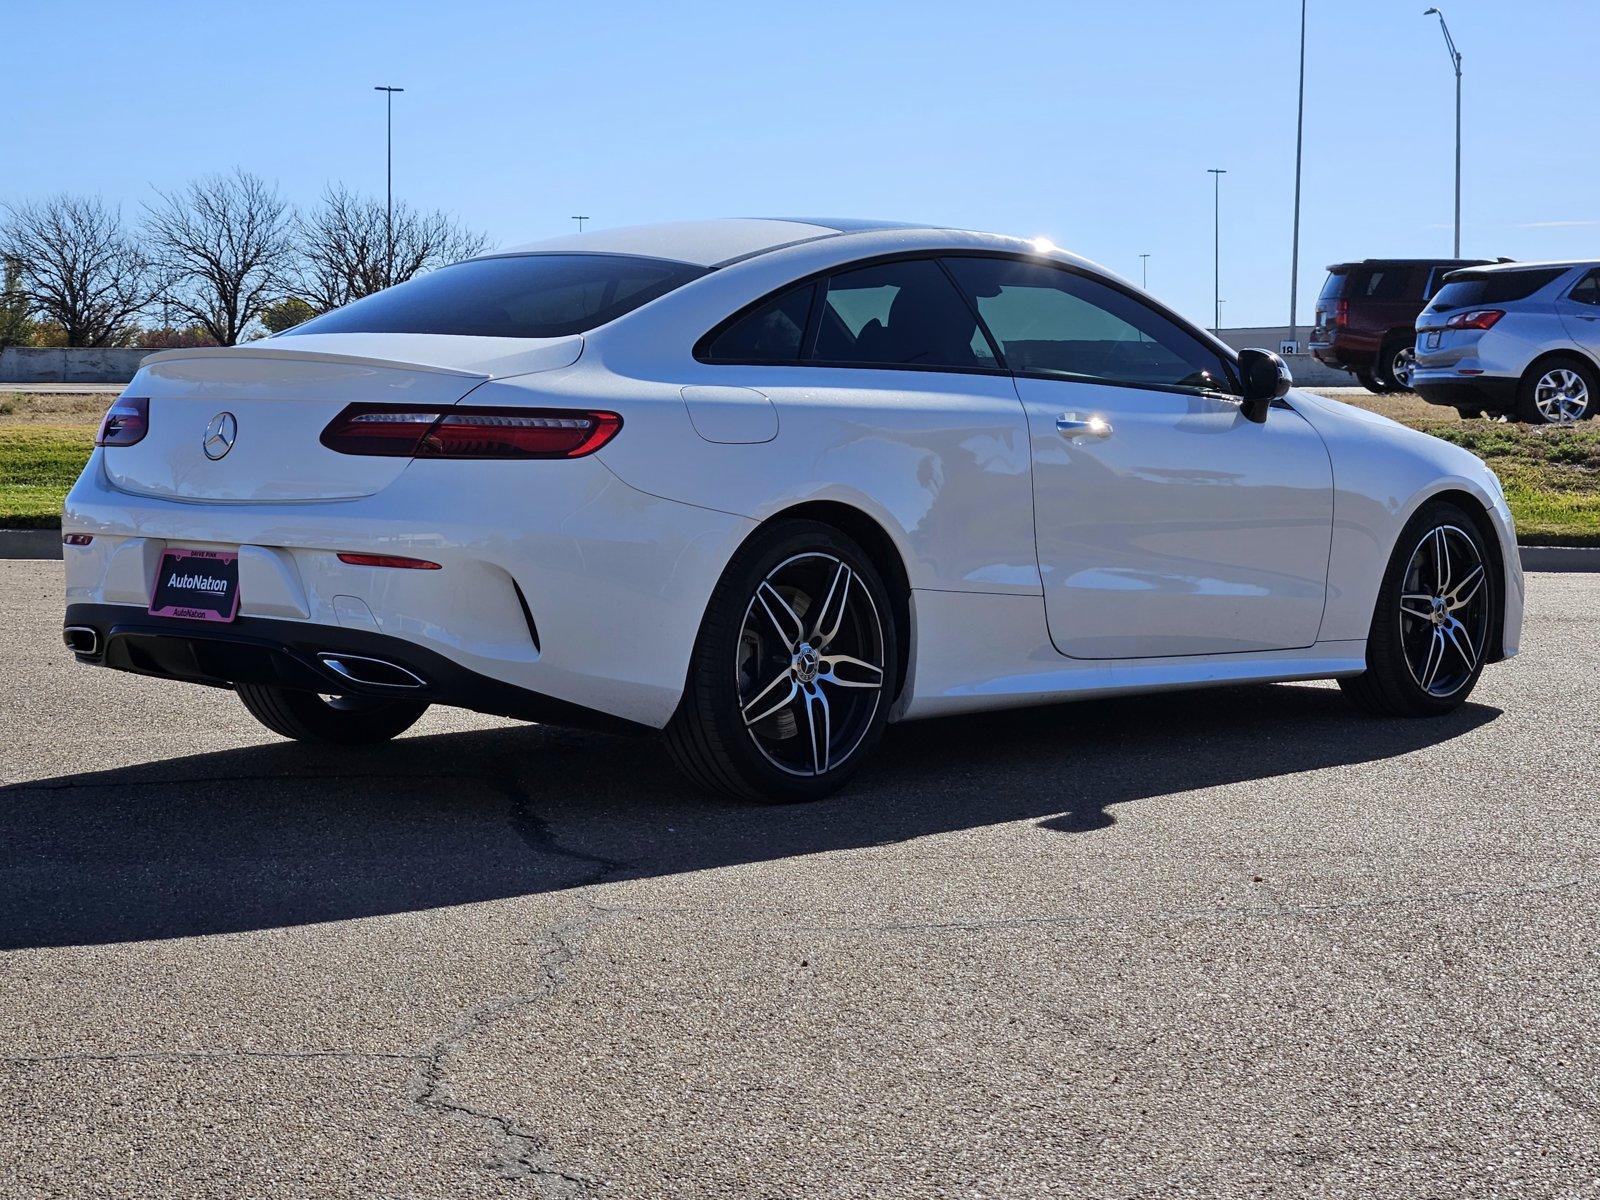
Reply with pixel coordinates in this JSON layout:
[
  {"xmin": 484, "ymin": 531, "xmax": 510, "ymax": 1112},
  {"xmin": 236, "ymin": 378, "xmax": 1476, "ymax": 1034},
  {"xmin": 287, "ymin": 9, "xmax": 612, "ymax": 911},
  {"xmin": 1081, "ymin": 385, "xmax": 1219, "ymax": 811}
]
[
  {"xmin": 1516, "ymin": 356, "xmax": 1596, "ymax": 424},
  {"xmin": 236, "ymin": 683, "xmax": 429, "ymax": 744},
  {"xmin": 664, "ymin": 520, "xmax": 898, "ymax": 802},
  {"xmin": 1339, "ymin": 501, "xmax": 1494, "ymax": 717}
]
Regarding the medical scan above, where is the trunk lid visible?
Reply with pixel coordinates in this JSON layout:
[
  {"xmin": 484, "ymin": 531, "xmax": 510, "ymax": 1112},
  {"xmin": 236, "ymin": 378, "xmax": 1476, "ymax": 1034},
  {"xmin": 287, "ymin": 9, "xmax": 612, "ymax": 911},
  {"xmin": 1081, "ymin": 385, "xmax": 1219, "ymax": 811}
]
[{"xmin": 103, "ymin": 334, "xmax": 582, "ymax": 502}]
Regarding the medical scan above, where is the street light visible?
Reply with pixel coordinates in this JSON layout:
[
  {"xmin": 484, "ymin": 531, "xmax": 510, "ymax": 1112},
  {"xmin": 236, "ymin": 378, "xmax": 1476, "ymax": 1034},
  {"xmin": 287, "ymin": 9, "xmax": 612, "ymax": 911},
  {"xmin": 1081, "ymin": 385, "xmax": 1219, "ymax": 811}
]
[
  {"xmin": 374, "ymin": 85, "xmax": 404, "ymax": 287},
  {"xmin": 1139, "ymin": 253, "xmax": 1150, "ymax": 289},
  {"xmin": 1288, "ymin": 0, "xmax": 1308, "ymax": 353},
  {"xmin": 1208, "ymin": 169, "xmax": 1227, "ymax": 331},
  {"xmin": 572, "ymin": 216, "xmax": 590, "ymax": 232},
  {"xmin": 1423, "ymin": 7, "xmax": 1463, "ymax": 257}
]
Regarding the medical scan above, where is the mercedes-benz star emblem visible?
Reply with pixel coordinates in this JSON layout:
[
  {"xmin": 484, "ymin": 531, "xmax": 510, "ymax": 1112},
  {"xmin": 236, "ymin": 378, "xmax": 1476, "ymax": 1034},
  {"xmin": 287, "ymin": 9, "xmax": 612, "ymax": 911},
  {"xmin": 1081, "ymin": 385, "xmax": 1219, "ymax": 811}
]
[{"xmin": 202, "ymin": 412, "xmax": 238, "ymax": 461}]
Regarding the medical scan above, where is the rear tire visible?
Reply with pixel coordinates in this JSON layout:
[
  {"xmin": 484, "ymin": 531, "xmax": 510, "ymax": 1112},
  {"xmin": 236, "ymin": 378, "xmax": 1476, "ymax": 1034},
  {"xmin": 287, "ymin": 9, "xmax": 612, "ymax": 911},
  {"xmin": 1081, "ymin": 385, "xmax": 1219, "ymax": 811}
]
[
  {"xmin": 1375, "ymin": 337, "xmax": 1417, "ymax": 392},
  {"xmin": 236, "ymin": 683, "xmax": 429, "ymax": 744},
  {"xmin": 1356, "ymin": 368, "xmax": 1390, "ymax": 395},
  {"xmin": 664, "ymin": 520, "xmax": 898, "ymax": 803},
  {"xmin": 1339, "ymin": 500, "xmax": 1494, "ymax": 717},
  {"xmin": 1516, "ymin": 356, "xmax": 1596, "ymax": 424}
]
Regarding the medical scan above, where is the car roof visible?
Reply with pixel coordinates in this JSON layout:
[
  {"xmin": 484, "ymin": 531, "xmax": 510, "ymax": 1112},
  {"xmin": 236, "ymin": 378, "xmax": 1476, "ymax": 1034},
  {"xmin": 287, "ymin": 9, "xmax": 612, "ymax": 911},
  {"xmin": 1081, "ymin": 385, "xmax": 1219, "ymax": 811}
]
[
  {"xmin": 489, "ymin": 219, "xmax": 1062, "ymax": 272},
  {"xmin": 1325, "ymin": 258, "xmax": 1494, "ymax": 271},
  {"xmin": 1446, "ymin": 259, "xmax": 1597, "ymax": 275},
  {"xmin": 492, "ymin": 218, "xmax": 944, "ymax": 269}
]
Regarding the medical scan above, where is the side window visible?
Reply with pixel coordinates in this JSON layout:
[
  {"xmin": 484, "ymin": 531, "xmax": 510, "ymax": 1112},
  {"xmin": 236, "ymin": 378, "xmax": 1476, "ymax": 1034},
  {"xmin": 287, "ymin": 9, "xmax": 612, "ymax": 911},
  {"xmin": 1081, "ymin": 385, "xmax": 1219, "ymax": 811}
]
[
  {"xmin": 1568, "ymin": 270, "xmax": 1600, "ymax": 307},
  {"xmin": 943, "ymin": 257, "xmax": 1235, "ymax": 394},
  {"xmin": 811, "ymin": 259, "xmax": 996, "ymax": 369},
  {"xmin": 702, "ymin": 284, "xmax": 814, "ymax": 362}
]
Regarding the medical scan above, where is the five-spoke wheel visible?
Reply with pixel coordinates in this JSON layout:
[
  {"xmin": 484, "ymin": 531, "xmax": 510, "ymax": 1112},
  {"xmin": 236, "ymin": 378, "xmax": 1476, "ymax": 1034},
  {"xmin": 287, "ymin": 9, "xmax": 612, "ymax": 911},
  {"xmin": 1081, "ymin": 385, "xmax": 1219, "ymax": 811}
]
[
  {"xmin": 1340, "ymin": 501, "xmax": 1494, "ymax": 716},
  {"xmin": 666, "ymin": 520, "xmax": 898, "ymax": 801}
]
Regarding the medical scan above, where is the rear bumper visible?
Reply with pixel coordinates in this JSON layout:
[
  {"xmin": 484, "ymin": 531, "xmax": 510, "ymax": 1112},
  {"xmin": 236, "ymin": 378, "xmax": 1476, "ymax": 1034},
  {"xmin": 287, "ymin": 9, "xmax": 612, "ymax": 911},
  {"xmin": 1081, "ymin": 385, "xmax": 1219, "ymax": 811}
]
[
  {"xmin": 63, "ymin": 603, "xmax": 646, "ymax": 734},
  {"xmin": 62, "ymin": 448, "xmax": 756, "ymax": 728},
  {"xmin": 1412, "ymin": 373, "xmax": 1520, "ymax": 411}
]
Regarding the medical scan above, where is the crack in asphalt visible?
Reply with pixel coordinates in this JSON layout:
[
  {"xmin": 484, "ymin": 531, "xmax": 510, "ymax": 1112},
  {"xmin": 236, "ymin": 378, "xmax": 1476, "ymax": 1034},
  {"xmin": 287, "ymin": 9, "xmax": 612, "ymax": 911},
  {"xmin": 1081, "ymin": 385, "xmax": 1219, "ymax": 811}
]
[{"xmin": 403, "ymin": 774, "xmax": 632, "ymax": 1196}]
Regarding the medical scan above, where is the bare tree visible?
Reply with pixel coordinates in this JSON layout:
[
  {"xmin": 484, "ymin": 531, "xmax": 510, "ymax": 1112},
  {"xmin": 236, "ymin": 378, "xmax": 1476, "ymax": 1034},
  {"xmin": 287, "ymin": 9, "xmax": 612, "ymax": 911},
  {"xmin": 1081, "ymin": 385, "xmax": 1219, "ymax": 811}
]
[
  {"xmin": 295, "ymin": 185, "xmax": 488, "ymax": 311},
  {"xmin": 145, "ymin": 169, "xmax": 296, "ymax": 345},
  {"xmin": 0, "ymin": 195, "xmax": 156, "ymax": 346}
]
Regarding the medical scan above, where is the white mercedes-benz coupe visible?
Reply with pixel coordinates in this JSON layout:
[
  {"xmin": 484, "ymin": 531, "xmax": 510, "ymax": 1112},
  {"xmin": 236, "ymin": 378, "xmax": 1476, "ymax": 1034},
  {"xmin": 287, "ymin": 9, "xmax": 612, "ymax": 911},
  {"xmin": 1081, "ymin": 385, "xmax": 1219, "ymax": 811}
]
[{"xmin": 61, "ymin": 218, "xmax": 1523, "ymax": 800}]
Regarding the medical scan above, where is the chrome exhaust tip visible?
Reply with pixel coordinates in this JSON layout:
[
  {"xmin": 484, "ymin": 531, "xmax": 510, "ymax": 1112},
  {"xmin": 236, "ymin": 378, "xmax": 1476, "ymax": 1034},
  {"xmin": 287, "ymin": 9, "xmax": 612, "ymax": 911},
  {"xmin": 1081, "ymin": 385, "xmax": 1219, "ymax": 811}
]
[
  {"xmin": 316, "ymin": 653, "xmax": 427, "ymax": 690},
  {"xmin": 63, "ymin": 625, "xmax": 99, "ymax": 656}
]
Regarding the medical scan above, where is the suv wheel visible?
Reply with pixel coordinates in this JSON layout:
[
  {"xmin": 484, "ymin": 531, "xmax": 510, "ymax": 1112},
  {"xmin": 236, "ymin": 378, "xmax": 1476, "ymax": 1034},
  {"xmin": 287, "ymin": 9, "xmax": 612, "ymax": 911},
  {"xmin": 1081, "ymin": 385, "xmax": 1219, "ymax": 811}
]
[
  {"xmin": 1517, "ymin": 357, "xmax": 1596, "ymax": 424},
  {"xmin": 1356, "ymin": 369, "xmax": 1390, "ymax": 395},
  {"xmin": 1376, "ymin": 338, "xmax": 1417, "ymax": 392},
  {"xmin": 664, "ymin": 520, "xmax": 898, "ymax": 802}
]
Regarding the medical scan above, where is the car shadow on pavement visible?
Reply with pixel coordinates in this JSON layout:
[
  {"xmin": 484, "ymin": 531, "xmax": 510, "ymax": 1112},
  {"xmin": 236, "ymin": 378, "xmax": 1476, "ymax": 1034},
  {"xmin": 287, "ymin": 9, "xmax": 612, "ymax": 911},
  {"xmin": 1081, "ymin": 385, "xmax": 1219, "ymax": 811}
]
[{"xmin": 0, "ymin": 682, "xmax": 1499, "ymax": 949}]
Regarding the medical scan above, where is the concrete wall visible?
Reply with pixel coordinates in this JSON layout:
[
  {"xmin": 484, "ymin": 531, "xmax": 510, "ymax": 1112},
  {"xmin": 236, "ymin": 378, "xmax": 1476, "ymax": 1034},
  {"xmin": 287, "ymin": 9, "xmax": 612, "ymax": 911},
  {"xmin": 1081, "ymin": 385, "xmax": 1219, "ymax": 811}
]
[
  {"xmin": 1209, "ymin": 327, "xmax": 1353, "ymax": 388},
  {"xmin": 0, "ymin": 346, "xmax": 151, "ymax": 384}
]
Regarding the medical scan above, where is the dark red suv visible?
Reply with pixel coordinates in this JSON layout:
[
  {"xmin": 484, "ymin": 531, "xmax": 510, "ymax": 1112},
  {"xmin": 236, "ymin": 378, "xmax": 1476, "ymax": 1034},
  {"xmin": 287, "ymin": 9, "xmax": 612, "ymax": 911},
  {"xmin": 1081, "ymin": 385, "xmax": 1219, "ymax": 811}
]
[{"xmin": 1310, "ymin": 258, "xmax": 1495, "ymax": 393}]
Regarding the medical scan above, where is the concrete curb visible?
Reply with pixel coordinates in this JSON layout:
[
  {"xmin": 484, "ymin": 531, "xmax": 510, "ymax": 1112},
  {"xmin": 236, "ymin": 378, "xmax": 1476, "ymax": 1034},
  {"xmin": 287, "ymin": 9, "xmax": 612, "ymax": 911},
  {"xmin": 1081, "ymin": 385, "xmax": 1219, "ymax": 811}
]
[
  {"xmin": 4, "ymin": 528, "xmax": 1599, "ymax": 571},
  {"xmin": 1518, "ymin": 545, "xmax": 1600, "ymax": 573},
  {"xmin": 0, "ymin": 529, "xmax": 65, "ymax": 559}
]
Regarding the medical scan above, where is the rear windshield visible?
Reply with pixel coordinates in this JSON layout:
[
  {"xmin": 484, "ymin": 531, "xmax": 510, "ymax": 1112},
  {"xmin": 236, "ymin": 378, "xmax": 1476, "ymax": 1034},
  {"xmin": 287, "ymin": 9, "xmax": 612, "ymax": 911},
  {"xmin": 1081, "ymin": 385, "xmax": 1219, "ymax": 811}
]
[
  {"xmin": 1317, "ymin": 272, "xmax": 1348, "ymax": 304},
  {"xmin": 291, "ymin": 254, "xmax": 706, "ymax": 339},
  {"xmin": 1428, "ymin": 267, "xmax": 1567, "ymax": 312}
]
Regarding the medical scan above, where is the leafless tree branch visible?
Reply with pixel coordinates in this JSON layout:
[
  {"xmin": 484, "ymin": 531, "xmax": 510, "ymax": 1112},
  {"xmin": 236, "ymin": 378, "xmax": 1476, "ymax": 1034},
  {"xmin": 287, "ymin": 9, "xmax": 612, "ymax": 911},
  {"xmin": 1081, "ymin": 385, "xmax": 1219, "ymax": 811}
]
[
  {"xmin": 144, "ymin": 169, "xmax": 296, "ymax": 345},
  {"xmin": 0, "ymin": 195, "xmax": 157, "ymax": 346},
  {"xmin": 294, "ymin": 185, "xmax": 489, "ymax": 311}
]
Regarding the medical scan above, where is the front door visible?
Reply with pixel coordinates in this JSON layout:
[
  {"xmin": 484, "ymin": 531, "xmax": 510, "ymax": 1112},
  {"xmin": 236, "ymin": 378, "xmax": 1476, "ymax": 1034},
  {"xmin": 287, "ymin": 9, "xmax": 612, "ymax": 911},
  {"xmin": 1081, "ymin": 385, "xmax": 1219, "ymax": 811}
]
[{"xmin": 942, "ymin": 256, "xmax": 1334, "ymax": 660}]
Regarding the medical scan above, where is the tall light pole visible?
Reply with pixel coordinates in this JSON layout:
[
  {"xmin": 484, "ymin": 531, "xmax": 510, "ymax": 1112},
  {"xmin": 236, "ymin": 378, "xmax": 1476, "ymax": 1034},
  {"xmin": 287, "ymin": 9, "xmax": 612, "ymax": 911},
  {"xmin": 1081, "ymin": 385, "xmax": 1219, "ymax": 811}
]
[
  {"xmin": 1423, "ymin": 7, "xmax": 1462, "ymax": 257},
  {"xmin": 572, "ymin": 216, "xmax": 590, "ymax": 232},
  {"xmin": 1208, "ymin": 169, "xmax": 1227, "ymax": 331},
  {"xmin": 374, "ymin": 85, "xmax": 404, "ymax": 286},
  {"xmin": 1288, "ymin": 0, "xmax": 1308, "ymax": 352},
  {"xmin": 1139, "ymin": 253, "xmax": 1150, "ymax": 289}
]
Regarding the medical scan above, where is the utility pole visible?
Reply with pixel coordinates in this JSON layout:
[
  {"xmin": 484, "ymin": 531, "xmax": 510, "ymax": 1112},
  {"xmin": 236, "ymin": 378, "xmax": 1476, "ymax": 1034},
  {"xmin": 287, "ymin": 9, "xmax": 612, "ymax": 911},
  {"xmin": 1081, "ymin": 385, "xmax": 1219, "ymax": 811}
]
[
  {"xmin": 572, "ymin": 216, "xmax": 590, "ymax": 232},
  {"xmin": 1208, "ymin": 169, "xmax": 1227, "ymax": 331},
  {"xmin": 374, "ymin": 85, "xmax": 404, "ymax": 286},
  {"xmin": 1423, "ymin": 8, "xmax": 1463, "ymax": 257},
  {"xmin": 1289, "ymin": 0, "xmax": 1308, "ymax": 352},
  {"xmin": 1139, "ymin": 253, "xmax": 1150, "ymax": 289}
]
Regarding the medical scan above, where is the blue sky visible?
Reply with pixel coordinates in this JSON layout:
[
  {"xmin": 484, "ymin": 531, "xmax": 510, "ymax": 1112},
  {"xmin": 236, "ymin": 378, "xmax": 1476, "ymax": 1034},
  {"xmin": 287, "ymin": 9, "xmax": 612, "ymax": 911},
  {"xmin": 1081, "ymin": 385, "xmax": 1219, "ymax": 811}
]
[{"xmin": 6, "ymin": 0, "xmax": 1597, "ymax": 329}]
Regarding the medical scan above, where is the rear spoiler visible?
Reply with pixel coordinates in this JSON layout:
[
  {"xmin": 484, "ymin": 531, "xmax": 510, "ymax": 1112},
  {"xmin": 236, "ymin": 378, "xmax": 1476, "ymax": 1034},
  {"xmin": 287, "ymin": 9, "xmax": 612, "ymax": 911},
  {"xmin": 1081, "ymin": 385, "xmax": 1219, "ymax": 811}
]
[{"xmin": 139, "ymin": 346, "xmax": 483, "ymax": 379}]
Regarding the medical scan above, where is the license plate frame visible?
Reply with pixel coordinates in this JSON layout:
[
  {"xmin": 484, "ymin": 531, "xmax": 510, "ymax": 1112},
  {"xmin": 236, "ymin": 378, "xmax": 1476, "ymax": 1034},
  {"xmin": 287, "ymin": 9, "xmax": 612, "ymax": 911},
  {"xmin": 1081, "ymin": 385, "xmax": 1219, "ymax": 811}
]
[{"xmin": 149, "ymin": 548, "xmax": 240, "ymax": 623}]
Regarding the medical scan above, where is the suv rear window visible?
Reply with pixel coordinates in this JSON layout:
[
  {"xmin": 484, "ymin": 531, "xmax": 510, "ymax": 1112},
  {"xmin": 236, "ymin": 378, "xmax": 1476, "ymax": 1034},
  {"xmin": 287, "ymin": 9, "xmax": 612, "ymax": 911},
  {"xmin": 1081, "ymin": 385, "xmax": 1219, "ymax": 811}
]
[
  {"xmin": 291, "ymin": 254, "xmax": 706, "ymax": 339},
  {"xmin": 1428, "ymin": 267, "xmax": 1567, "ymax": 312}
]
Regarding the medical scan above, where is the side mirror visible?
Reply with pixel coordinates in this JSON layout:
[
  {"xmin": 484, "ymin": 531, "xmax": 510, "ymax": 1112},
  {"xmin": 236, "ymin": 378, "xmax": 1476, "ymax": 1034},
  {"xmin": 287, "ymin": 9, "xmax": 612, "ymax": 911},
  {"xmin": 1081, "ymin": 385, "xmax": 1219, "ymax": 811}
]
[{"xmin": 1236, "ymin": 347, "xmax": 1293, "ymax": 424}]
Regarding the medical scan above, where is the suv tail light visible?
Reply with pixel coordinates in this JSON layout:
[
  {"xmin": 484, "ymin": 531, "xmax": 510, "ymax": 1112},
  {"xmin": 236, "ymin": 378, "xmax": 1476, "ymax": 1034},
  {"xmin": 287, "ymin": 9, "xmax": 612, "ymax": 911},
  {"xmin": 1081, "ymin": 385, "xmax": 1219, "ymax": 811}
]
[
  {"xmin": 319, "ymin": 405, "xmax": 622, "ymax": 459},
  {"xmin": 95, "ymin": 396, "xmax": 149, "ymax": 447},
  {"xmin": 1445, "ymin": 309, "xmax": 1504, "ymax": 330},
  {"xmin": 1329, "ymin": 299, "xmax": 1349, "ymax": 328}
]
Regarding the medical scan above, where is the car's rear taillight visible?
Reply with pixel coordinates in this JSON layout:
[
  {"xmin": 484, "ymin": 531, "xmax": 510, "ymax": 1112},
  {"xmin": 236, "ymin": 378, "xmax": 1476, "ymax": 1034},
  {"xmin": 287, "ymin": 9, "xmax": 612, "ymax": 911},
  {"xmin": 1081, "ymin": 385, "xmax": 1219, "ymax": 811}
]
[
  {"xmin": 95, "ymin": 396, "xmax": 149, "ymax": 447},
  {"xmin": 1445, "ymin": 309, "xmax": 1504, "ymax": 330},
  {"xmin": 320, "ymin": 405, "xmax": 621, "ymax": 459},
  {"xmin": 1332, "ymin": 299, "xmax": 1349, "ymax": 327}
]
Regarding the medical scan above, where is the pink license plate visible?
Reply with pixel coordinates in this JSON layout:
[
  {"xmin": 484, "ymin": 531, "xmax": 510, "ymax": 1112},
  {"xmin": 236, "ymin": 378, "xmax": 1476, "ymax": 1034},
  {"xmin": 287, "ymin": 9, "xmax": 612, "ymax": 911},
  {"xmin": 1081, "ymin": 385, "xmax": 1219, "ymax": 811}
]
[{"xmin": 149, "ymin": 548, "xmax": 240, "ymax": 622}]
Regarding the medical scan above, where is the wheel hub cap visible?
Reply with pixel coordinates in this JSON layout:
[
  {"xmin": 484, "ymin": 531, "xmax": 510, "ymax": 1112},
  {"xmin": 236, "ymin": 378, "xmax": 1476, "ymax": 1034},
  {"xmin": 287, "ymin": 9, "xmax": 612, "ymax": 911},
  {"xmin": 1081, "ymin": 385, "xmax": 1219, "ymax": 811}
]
[{"xmin": 794, "ymin": 643, "xmax": 821, "ymax": 684}]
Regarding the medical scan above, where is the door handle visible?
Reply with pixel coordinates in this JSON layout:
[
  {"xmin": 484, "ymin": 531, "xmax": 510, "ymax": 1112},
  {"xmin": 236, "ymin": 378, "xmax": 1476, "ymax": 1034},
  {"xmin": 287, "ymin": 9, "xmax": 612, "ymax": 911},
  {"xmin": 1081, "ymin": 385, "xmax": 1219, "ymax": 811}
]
[{"xmin": 1056, "ymin": 413, "xmax": 1113, "ymax": 441}]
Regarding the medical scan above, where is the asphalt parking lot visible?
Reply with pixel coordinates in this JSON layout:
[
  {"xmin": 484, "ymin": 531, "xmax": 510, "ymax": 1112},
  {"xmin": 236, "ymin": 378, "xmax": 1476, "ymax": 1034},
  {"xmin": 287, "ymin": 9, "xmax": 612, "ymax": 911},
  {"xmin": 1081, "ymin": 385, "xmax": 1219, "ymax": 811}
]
[{"xmin": 1, "ymin": 560, "xmax": 1595, "ymax": 1199}]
